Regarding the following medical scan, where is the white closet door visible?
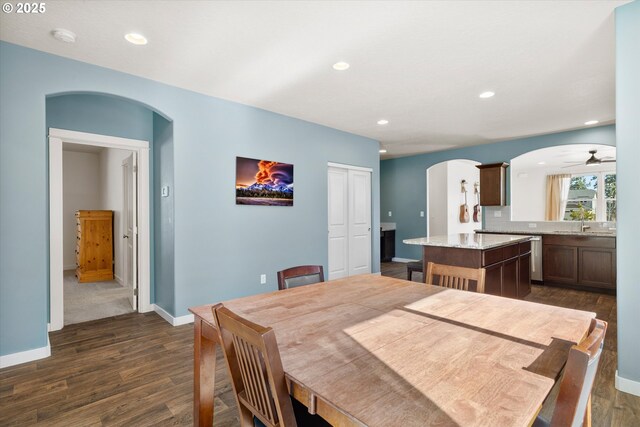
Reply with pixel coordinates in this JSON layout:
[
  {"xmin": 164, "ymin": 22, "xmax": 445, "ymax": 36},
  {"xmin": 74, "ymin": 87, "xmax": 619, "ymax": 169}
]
[
  {"xmin": 348, "ymin": 169, "xmax": 371, "ymax": 276},
  {"xmin": 328, "ymin": 167, "xmax": 349, "ymax": 280}
]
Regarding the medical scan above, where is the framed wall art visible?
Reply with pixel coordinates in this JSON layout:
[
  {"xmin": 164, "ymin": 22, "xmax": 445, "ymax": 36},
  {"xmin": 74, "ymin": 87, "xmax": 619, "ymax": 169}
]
[{"xmin": 236, "ymin": 156, "xmax": 294, "ymax": 206}]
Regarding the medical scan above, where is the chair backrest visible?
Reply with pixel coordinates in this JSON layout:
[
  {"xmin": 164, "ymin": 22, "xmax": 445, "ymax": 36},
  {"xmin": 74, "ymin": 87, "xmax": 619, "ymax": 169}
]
[
  {"xmin": 212, "ymin": 304, "xmax": 297, "ymax": 427},
  {"xmin": 277, "ymin": 265, "xmax": 324, "ymax": 290},
  {"xmin": 550, "ymin": 318, "xmax": 607, "ymax": 427},
  {"xmin": 425, "ymin": 262, "xmax": 486, "ymax": 293}
]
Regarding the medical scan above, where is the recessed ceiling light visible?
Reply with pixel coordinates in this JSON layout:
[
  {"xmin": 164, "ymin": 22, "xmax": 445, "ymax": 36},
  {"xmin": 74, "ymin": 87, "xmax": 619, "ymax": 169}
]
[
  {"xmin": 479, "ymin": 91, "xmax": 495, "ymax": 99},
  {"xmin": 125, "ymin": 33, "xmax": 148, "ymax": 45},
  {"xmin": 537, "ymin": 161, "xmax": 546, "ymax": 165},
  {"xmin": 584, "ymin": 120, "xmax": 599, "ymax": 125},
  {"xmin": 332, "ymin": 61, "xmax": 350, "ymax": 71},
  {"xmin": 51, "ymin": 28, "xmax": 76, "ymax": 43},
  {"xmin": 379, "ymin": 149, "xmax": 387, "ymax": 154},
  {"xmin": 377, "ymin": 119, "xmax": 389, "ymax": 125}
]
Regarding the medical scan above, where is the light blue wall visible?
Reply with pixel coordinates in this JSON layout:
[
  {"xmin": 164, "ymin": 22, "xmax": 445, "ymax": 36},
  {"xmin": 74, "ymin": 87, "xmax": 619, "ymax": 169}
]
[
  {"xmin": 381, "ymin": 125, "xmax": 616, "ymax": 260},
  {"xmin": 0, "ymin": 42, "xmax": 380, "ymax": 356},
  {"xmin": 615, "ymin": 1, "xmax": 640, "ymax": 387},
  {"xmin": 153, "ymin": 114, "xmax": 175, "ymax": 314}
]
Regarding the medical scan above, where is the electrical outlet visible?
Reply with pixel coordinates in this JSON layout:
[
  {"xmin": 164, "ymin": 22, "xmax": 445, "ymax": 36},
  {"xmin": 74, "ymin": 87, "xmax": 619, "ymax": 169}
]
[
  {"xmin": 528, "ymin": 223, "xmax": 537, "ymax": 228},
  {"xmin": 420, "ymin": 211, "xmax": 424, "ymax": 217},
  {"xmin": 260, "ymin": 274, "xmax": 266, "ymax": 284},
  {"xmin": 388, "ymin": 211, "xmax": 392, "ymax": 217},
  {"xmin": 494, "ymin": 211, "xmax": 502, "ymax": 218}
]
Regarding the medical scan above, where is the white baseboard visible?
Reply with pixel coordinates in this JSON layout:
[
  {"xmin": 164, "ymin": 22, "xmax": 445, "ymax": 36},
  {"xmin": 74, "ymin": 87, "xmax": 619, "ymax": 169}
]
[
  {"xmin": 114, "ymin": 274, "xmax": 123, "ymax": 286},
  {"xmin": 0, "ymin": 337, "xmax": 51, "ymax": 369},
  {"xmin": 152, "ymin": 304, "xmax": 194, "ymax": 326},
  {"xmin": 64, "ymin": 265, "xmax": 75, "ymax": 271},
  {"xmin": 392, "ymin": 257, "xmax": 419, "ymax": 263},
  {"xmin": 616, "ymin": 370, "xmax": 640, "ymax": 397}
]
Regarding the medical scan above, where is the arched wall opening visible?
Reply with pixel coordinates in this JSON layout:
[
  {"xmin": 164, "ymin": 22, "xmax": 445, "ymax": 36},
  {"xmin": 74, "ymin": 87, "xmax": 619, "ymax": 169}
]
[
  {"xmin": 46, "ymin": 92, "xmax": 175, "ymax": 329},
  {"xmin": 510, "ymin": 144, "xmax": 616, "ymax": 222},
  {"xmin": 426, "ymin": 159, "xmax": 481, "ymax": 237}
]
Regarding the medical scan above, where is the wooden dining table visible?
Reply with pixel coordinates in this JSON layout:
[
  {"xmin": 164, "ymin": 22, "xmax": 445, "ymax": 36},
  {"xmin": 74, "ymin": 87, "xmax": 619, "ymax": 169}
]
[{"xmin": 189, "ymin": 274, "xmax": 595, "ymax": 427}]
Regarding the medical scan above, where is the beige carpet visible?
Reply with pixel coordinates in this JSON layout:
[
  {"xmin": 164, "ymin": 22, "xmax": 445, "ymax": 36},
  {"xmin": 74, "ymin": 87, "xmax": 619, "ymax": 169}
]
[{"xmin": 64, "ymin": 270, "xmax": 134, "ymax": 325}]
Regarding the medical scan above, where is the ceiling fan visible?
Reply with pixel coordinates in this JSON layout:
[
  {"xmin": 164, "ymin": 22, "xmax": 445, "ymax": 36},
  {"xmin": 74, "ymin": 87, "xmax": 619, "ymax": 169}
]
[{"xmin": 563, "ymin": 150, "xmax": 616, "ymax": 168}]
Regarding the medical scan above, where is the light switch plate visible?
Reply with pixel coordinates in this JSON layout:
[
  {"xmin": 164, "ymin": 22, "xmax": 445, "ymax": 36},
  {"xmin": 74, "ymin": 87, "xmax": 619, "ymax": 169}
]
[
  {"xmin": 420, "ymin": 211, "xmax": 424, "ymax": 217},
  {"xmin": 161, "ymin": 186, "xmax": 169, "ymax": 197},
  {"xmin": 494, "ymin": 210, "xmax": 502, "ymax": 217},
  {"xmin": 388, "ymin": 211, "xmax": 392, "ymax": 217}
]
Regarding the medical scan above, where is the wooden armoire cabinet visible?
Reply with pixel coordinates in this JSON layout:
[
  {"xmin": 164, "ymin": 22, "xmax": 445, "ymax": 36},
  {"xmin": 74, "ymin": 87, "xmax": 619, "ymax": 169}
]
[{"xmin": 76, "ymin": 210, "xmax": 114, "ymax": 283}]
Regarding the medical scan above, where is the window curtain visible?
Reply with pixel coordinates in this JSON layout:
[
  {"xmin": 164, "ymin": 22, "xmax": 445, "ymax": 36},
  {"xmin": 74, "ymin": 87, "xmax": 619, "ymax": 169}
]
[{"xmin": 545, "ymin": 174, "xmax": 571, "ymax": 221}]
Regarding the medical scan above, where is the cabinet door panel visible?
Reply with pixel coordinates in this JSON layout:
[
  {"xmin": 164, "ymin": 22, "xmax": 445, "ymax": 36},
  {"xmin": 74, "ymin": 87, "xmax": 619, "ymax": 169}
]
[
  {"xmin": 477, "ymin": 163, "xmax": 508, "ymax": 206},
  {"xmin": 543, "ymin": 245, "xmax": 578, "ymax": 284},
  {"xmin": 518, "ymin": 253, "xmax": 531, "ymax": 298},
  {"xmin": 579, "ymin": 248, "xmax": 616, "ymax": 289},
  {"xmin": 502, "ymin": 257, "xmax": 518, "ymax": 299},
  {"xmin": 484, "ymin": 263, "xmax": 502, "ymax": 296}
]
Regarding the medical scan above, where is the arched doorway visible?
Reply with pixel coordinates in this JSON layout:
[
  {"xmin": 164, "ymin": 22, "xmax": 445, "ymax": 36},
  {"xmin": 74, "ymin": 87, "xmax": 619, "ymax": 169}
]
[{"xmin": 426, "ymin": 159, "xmax": 480, "ymax": 237}]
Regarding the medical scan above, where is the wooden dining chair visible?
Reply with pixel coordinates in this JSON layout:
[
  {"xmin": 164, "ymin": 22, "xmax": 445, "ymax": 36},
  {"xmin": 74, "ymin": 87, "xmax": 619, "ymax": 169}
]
[
  {"xmin": 425, "ymin": 261, "xmax": 486, "ymax": 293},
  {"xmin": 277, "ymin": 265, "xmax": 324, "ymax": 290},
  {"xmin": 406, "ymin": 260, "xmax": 423, "ymax": 281},
  {"xmin": 534, "ymin": 318, "xmax": 607, "ymax": 427},
  {"xmin": 212, "ymin": 304, "xmax": 329, "ymax": 427}
]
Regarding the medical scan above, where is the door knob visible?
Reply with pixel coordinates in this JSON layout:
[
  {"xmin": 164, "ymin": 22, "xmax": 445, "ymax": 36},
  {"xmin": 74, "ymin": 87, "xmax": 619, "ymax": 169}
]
[{"xmin": 123, "ymin": 235, "xmax": 129, "ymax": 239}]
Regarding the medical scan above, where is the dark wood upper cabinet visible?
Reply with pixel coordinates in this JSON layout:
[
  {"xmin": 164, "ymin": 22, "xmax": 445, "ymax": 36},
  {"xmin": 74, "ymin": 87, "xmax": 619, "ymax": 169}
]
[{"xmin": 476, "ymin": 162, "xmax": 509, "ymax": 206}]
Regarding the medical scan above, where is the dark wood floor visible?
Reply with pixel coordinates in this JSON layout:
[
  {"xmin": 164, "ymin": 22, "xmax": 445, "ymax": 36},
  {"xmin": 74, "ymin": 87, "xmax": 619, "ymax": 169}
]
[{"xmin": 0, "ymin": 262, "xmax": 638, "ymax": 426}]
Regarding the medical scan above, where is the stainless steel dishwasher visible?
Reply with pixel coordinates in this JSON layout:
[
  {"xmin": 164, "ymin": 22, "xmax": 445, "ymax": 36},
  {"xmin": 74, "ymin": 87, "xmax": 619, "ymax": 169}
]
[{"xmin": 530, "ymin": 236, "xmax": 543, "ymax": 281}]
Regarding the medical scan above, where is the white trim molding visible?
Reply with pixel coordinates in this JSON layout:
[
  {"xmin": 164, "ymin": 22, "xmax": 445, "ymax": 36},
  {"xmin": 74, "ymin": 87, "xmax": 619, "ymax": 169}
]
[
  {"xmin": 153, "ymin": 304, "xmax": 194, "ymax": 327},
  {"xmin": 392, "ymin": 257, "xmax": 419, "ymax": 263},
  {"xmin": 49, "ymin": 128, "xmax": 148, "ymax": 149},
  {"xmin": 616, "ymin": 370, "xmax": 640, "ymax": 397},
  {"xmin": 0, "ymin": 338, "xmax": 51, "ymax": 369},
  {"xmin": 48, "ymin": 128, "xmax": 152, "ymax": 331},
  {"xmin": 327, "ymin": 162, "xmax": 373, "ymax": 173}
]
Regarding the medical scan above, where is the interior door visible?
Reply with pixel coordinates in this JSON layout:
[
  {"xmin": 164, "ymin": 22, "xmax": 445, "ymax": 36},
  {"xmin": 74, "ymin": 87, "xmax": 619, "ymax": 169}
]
[
  {"xmin": 122, "ymin": 153, "xmax": 138, "ymax": 310},
  {"xmin": 348, "ymin": 169, "xmax": 371, "ymax": 276},
  {"xmin": 328, "ymin": 167, "xmax": 349, "ymax": 280}
]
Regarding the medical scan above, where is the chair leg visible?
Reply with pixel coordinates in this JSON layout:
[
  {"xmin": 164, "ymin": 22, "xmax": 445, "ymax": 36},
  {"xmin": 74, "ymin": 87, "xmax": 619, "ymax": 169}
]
[
  {"xmin": 585, "ymin": 394, "xmax": 592, "ymax": 427},
  {"xmin": 407, "ymin": 269, "xmax": 412, "ymax": 281},
  {"xmin": 239, "ymin": 405, "xmax": 254, "ymax": 427}
]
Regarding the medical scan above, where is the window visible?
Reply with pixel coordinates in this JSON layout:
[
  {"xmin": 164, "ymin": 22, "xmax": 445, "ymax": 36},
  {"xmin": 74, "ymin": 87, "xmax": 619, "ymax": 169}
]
[
  {"xmin": 605, "ymin": 173, "xmax": 616, "ymax": 221},
  {"xmin": 564, "ymin": 172, "xmax": 616, "ymax": 222}
]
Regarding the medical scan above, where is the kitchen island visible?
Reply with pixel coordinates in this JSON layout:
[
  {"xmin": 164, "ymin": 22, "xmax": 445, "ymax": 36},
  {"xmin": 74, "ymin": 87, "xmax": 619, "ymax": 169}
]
[
  {"xmin": 404, "ymin": 233, "xmax": 533, "ymax": 298},
  {"xmin": 477, "ymin": 229, "xmax": 617, "ymax": 293}
]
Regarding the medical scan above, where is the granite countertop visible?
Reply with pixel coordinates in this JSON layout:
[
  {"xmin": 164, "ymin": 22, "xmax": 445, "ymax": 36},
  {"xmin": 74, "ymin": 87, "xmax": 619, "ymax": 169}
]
[
  {"xmin": 403, "ymin": 233, "xmax": 533, "ymax": 250},
  {"xmin": 476, "ymin": 229, "xmax": 617, "ymax": 238},
  {"xmin": 380, "ymin": 222, "xmax": 396, "ymax": 232}
]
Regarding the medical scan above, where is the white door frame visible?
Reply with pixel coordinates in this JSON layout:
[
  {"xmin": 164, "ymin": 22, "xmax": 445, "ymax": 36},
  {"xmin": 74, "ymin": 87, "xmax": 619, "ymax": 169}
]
[
  {"xmin": 122, "ymin": 153, "xmax": 138, "ymax": 310},
  {"xmin": 48, "ymin": 128, "xmax": 152, "ymax": 331}
]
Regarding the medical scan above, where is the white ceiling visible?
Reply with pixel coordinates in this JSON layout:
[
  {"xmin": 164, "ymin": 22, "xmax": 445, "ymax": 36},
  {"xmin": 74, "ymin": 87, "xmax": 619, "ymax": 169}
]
[
  {"xmin": 0, "ymin": 1, "xmax": 626, "ymax": 158},
  {"xmin": 512, "ymin": 144, "xmax": 616, "ymax": 174}
]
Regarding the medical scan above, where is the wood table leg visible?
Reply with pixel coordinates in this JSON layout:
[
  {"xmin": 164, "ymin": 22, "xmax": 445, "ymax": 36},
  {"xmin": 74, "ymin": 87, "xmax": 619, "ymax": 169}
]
[{"xmin": 194, "ymin": 317, "xmax": 218, "ymax": 427}]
